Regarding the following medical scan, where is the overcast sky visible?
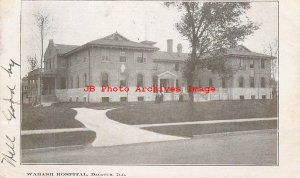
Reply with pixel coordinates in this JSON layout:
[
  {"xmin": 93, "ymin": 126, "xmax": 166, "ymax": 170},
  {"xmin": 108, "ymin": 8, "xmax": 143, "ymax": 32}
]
[{"xmin": 21, "ymin": 1, "xmax": 278, "ymax": 76}]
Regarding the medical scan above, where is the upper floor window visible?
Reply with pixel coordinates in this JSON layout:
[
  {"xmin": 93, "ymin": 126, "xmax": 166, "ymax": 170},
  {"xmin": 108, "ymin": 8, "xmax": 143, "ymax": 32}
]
[
  {"xmin": 239, "ymin": 59, "xmax": 243, "ymax": 67},
  {"xmin": 198, "ymin": 79, "xmax": 202, "ymax": 87},
  {"xmin": 120, "ymin": 51, "xmax": 126, "ymax": 62},
  {"xmin": 261, "ymin": 59, "xmax": 266, "ymax": 69},
  {"xmin": 209, "ymin": 78, "xmax": 213, "ymax": 87},
  {"xmin": 175, "ymin": 63, "xmax": 179, "ymax": 71},
  {"xmin": 239, "ymin": 76, "xmax": 244, "ymax": 88},
  {"xmin": 250, "ymin": 60, "xmax": 254, "ymax": 68},
  {"xmin": 101, "ymin": 49, "xmax": 109, "ymax": 61},
  {"xmin": 137, "ymin": 74, "xmax": 144, "ymax": 87},
  {"xmin": 261, "ymin": 77, "xmax": 266, "ymax": 88},
  {"xmin": 136, "ymin": 52, "xmax": 146, "ymax": 63},
  {"xmin": 250, "ymin": 77, "xmax": 255, "ymax": 88}
]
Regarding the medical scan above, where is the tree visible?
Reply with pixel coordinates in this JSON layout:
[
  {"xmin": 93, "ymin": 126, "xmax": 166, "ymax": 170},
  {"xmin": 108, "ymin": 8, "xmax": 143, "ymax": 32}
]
[
  {"xmin": 263, "ymin": 39, "xmax": 278, "ymax": 80},
  {"xmin": 33, "ymin": 11, "xmax": 51, "ymax": 104},
  {"xmin": 165, "ymin": 2, "xmax": 259, "ymax": 94},
  {"xmin": 27, "ymin": 54, "xmax": 38, "ymax": 71}
]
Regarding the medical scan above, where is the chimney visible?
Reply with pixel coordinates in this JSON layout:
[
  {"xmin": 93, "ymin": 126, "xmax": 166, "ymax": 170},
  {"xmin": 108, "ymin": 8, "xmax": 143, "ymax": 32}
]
[
  {"xmin": 49, "ymin": 39, "xmax": 54, "ymax": 46},
  {"xmin": 167, "ymin": 39, "xmax": 173, "ymax": 53},
  {"xmin": 177, "ymin": 43, "xmax": 183, "ymax": 56}
]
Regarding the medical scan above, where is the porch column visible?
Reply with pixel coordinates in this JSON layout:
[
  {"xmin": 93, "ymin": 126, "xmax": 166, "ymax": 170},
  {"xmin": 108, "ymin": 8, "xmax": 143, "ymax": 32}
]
[
  {"xmin": 158, "ymin": 77, "xmax": 160, "ymax": 87},
  {"xmin": 173, "ymin": 78, "xmax": 176, "ymax": 88}
]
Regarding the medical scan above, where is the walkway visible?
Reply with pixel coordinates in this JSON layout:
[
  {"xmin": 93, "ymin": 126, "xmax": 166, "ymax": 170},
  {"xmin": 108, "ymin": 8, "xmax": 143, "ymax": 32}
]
[{"xmin": 72, "ymin": 108, "xmax": 186, "ymax": 147}]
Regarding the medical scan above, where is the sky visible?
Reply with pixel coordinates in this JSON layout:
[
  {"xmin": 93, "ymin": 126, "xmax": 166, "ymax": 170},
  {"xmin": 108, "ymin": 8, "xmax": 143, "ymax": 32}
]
[{"xmin": 21, "ymin": 1, "xmax": 278, "ymax": 76}]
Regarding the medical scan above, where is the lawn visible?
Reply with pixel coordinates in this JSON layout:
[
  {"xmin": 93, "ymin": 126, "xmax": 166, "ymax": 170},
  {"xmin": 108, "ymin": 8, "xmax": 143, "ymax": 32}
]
[
  {"xmin": 144, "ymin": 120, "xmax": 277, "ymax": 137},
  {"xmin": 21, "ymin": 102, "xmax": 128, "ymax": 130},
  {"xmin": 106, "ymin": 100, "xmax": 277, "ymax": 125}
]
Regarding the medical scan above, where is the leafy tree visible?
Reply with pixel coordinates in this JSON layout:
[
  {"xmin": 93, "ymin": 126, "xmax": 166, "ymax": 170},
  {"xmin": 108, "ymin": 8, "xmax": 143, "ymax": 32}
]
[{"xmin": 165, "ymin": 2, "xmax": 259, "ymax": 93}]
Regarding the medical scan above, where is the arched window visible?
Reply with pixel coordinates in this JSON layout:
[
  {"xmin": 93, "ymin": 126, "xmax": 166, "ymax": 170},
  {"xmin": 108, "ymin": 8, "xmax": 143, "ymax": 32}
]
[
  {"xmin": 261, "ymin": 77, "xmax": 266, "ymax": 88},
  {"xmin": 239, "ymin": 76, "xmax": 244, "ymax": 88},
  {"xmin": 221, "ymin": 77, "xmax": 226, "ymax": 88},
  {"xmin": 209, "ymin": 78, "xmax": 213, "ymax": 87},
  {"xmin": 137, "ymin": 74, "xmax": 144, "ymax": 87},
  {"xmin": 152, "ymin": 76, "xmax": 158, "ymax": 86},
  {"xmin": 70, "ymin": 77, "xmax": 73, "ymax": 89},
  {"xmin": 76, "ymin": 75, "xmax": 79, "ymax": 88},
  {"xmin": 84, "ymin": 73, "xmax": 87, "ymax": 86},
  {"xmin": 102, "ymin": 73, "xmax": 109, "ymax": 86}
]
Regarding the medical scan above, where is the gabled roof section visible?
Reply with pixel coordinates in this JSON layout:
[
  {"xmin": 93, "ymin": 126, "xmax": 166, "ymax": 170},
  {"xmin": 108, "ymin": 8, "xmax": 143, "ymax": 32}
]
[
  {"xmin": 225, "ymin": 45, "xmax": 276, "ymax": 59},
  {"xmin": 102, "ymin": 32, "xmax": 129, "ymax": 41},
  {"xmin": 55, "ymin": 44, "xmax": 78, "ymax": 55},
  {"xmin": 63, "ymin": 32, "xmax": 159, "ymax": 56}
]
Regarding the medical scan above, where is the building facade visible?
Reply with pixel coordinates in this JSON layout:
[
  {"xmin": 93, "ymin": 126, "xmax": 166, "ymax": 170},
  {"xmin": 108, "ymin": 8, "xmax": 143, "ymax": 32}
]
[{"xmin": 25, "ymin": 32, "xmax": 275, "ymax": 103}]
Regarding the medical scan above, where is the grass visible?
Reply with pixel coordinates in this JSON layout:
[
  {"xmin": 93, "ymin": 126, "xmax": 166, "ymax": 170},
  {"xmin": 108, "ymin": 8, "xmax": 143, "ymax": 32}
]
[
  {"xmin": 144, "ymin": 120, "xmax": 277, "ymax": 137},
  {"xmin": 22, "ymin": 104, "xmax": 83, "ymax": 130},
  {"xmin": 22, "ymin": 131, "xmax": 96, "ymax": 149},
  {"xmin": 106, "ymin": 100, "xmax": 277, "ymax": 125}
]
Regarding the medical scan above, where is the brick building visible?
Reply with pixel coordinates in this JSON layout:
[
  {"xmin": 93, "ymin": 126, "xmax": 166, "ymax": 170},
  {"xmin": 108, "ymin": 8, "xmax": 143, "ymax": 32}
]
[{"xmin": 25, "ymin": 32, "xmax": 275, "ymax": 103}]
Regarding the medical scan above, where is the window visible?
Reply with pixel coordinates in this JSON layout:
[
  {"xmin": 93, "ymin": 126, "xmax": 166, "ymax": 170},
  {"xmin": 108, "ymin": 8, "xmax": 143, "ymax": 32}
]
[
  {"xmin": 176, "ymin": 79, "xmax": 180, "ymax": 87},
  {"xmin": 69, "ymin": 97, "xmax": 72, "ymax": 102},
  {"xmin": 76, "ymin": 75, "xmax": 80, "ymax": 88},
  {"xmin": 120, "ymin": 97, "xmax": 127, "ymax": 102},
  {"xmin": 136, "ymin": 52, "xmax": 146, "ymax": 63},
  {"xmin": 262, "ymin": 95, "xmax": 267, "ymax": 99},
  {"xmin": 239, "ymin": 59, "xmax": 243, "ymax": 67},
  {"xmin": 76, "ymin": 97, "xmax": 79, "ymax": 102},
  {"xmin": 120, "ymin": 80, "xmax": 127, "ymax": 87},
  {"xmin": 251, "ymin": 95, "xmax": 255, "ymax": 99},
  {"xmin": 138, "ymin": 97, "xmax": 144, "ymax": 101},
  {"xmin": 101, "ymin": 49, "xmax": 109, "ymax": 61},
  {"xmin": 152, "ymin": 76, "xmax": 158, "ymax": 86},
  {"xmin": 175, "ymin": 63, "xmax": 179, "ymax": 71},
  {"xmin": 261, "ymin": 77, "xmax": 266, "ymax": 88},
  {"xmin": 240, "ymin": 95, "xmax": 245, "ymax": 100},
  {"xmin": 101, "ymin": 73, "xmax": 109, "ymax": 86},
  {"xmin": 120, "ymin": 51, "xmax": 126, "ymax": 62},
  {"xmin": 137, "ymin": 74, "xmax": 144, "ymax": 87},
  {"xmin": 250, "ymin": 77, "xmax": 255, "ymax": 88},
  {"xmin": 83, "ymin": 97, "xmax": 87, "ymax": 102},
  {"xmin": 61, "ymin": 77, "xmax": 66, "ymax": 89},
  {"xmin": 250, "ymin": 60, "xmax": 254, "ymax": 68},
  {"xmin": 239, "ymin": 76, "xmax": 244, "ymax": 88},
  {"xmin": 198, "ymin": 80, "xmax": 202, "ymax": 87},
  {"xmin": 261, "ymin": 59, "xmax": 265, "ymax": 69},
  {"xmin": 70, "ymin": 77, "xmax": 73, "ymax": 89},
  {"xmin": 84, "ymin": 73, "xmax": 87, "ymax": 86},
  {"xmin": 102, "ymin": 97, "xmax": 109, "ymax": 102},
  {"xmin": 209, "ymin": 78, "xmax": 213, "ymax": 87},
  {"xmin": 221, "ymin": 77, "xmax": 226, "ymax": 88}
]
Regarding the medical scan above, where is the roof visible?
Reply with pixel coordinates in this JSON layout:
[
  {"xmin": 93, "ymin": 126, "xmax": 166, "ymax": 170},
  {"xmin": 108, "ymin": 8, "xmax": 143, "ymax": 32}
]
[
  {"xmin": 55, "ymin": 44, "xmax": 78, "ymax": 55},
  {"xmin": 63, "ymin": 32, "xmax": 158, "ymax": 56},
  {"xmin": 152, "ymin": 51, "xmax": 189, "ymax": 62},
  {"xmin": 87, "ymin": 32, "xmax": 159, "ymax": 50},
  {"xmin": 221, "ymin": 45, "xmax": 276, "ymax": 59}
]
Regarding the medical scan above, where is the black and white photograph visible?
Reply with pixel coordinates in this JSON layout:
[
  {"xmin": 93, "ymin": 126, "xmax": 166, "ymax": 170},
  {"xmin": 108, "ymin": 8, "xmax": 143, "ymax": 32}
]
[{"xmin": 20, "ymin": 1, "xmax": 278, "ymax": 165}]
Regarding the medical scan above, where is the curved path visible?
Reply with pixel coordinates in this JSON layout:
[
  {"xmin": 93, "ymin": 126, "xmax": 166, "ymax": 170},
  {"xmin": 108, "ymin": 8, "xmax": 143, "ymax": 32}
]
[{"xmin": 73, "ymin": 108, "xmax": 186, "ymax": 147}]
